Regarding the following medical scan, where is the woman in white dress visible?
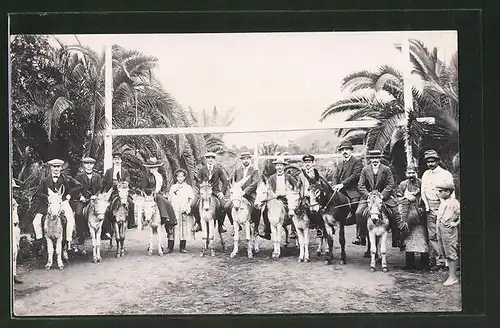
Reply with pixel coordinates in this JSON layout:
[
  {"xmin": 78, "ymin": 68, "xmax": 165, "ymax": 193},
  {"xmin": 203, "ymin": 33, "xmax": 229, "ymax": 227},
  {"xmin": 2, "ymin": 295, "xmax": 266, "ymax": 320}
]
[{"xmin": 168, "ymin": 169, "xmax": 195, "ymax": 253}]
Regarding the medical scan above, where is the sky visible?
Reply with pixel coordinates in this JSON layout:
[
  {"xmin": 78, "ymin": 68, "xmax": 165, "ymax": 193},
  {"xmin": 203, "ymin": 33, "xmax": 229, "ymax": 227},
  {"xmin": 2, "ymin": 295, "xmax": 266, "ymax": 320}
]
[{"xmin": 53, "ymin": 31, "xmax": 457, "ymax": 147}]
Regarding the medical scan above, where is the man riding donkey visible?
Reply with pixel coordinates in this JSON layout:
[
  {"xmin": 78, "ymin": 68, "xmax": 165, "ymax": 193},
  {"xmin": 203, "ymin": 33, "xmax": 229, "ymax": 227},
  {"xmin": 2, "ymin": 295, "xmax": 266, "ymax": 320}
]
[
  {"xmin": 355, "ymin": 150, "xmax": 405, "ymax": 256},
  {"xmin": 191, "ymin": 152, "xmax": 230, "ymax": 234},
  {"xmin": 73, "ymin": 157, "xmax": 103, "ymax": 255},
  {"xmin": 257, "ymin": 159, "xmax": 299, "ymax": 240},
  {"xmin": 140, "ymin": 157, "xmax": 177, "ymax": 252},
  {"xmin": 32, "ymin": 158, "xmax": 82, "ymax": 257},
  {"xmin": 296, "ymin": 154, "xmax": 326, "ymax": 238},
  {"xmin": 225, "ymin": 152, "xmax": 261, "ymax": 236},
  {"xmin": 330, "ymin": 141, "xmax": 364, "ymax": 245},
  {"xmin": 101, "ymin": 152, "xmax": 136, "ymax": 240}
]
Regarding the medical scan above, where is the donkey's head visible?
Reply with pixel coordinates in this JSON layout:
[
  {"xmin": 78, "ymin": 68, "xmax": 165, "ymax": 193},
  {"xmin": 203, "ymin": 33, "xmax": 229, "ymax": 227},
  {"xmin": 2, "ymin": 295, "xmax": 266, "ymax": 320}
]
[
  {"xmin": 199, "ymin": 181, "xmax": 213, "ymax": 213},
  {"xmin": 229, "ymin": 182, "xmax": 245, "ymax": 210},
  {"xmin": 92, "ymin": 189, "xmax": 113, "ymax": 220},
  {"xmin": 254, "ymin": 175, "xmax": 271, "ymax": 208},
  {"xmin": 117, "ymin": 181, "xmax": 129, "ymax": 205},
  {"xmin": 367, "ymin": 190, "xmax": 384, "ymax": 224},
  {"xmin": 47, "ymin": 186, "xmax": 64, "ymax": 220}
]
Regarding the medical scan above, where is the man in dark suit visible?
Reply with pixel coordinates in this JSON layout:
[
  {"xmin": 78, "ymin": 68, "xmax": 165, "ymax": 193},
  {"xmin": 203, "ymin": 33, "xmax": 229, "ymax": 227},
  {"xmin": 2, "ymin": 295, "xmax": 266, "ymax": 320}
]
[
  {"xmin": 140, "ymin": 157, "xmax": 177, "ymax": 252},
  {"xmin": 297, "ymin": 154, "xmax": 323, "ymax": 238},
  {"xmin": 257, "ymin": 159, "xmax": 298, "ymax": 240},
  {"xmin": 73, "ymin": 157, "xmax": 103, "ymax": 253},
  {"xmin": 331, "ymin": 141, "xmax": 364, "ymax": 245},
  {"xmin": 226, "ymin": 152, "xmax": 260, "ymax": 234},
  {"xmin": 102, "ymin": 152, "xmax": 135, "ymax": 237},
  {"xmin": 355, "ymin": 150, "xmax": 403, "ymax": 249},
  {"xmin": 32, "ymin": 159, "xmax": 83, "ymax": 252},
  {"xmin": 191, "ymin": 152, "xmax": 230, "ymax": 233}
]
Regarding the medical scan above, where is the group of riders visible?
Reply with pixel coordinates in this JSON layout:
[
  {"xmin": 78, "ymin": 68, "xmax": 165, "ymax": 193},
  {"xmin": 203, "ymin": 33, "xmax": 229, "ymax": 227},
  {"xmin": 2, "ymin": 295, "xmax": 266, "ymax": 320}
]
[{"xmin": 13, "ymin": 139, "xmax": 458, "ymax": 285}]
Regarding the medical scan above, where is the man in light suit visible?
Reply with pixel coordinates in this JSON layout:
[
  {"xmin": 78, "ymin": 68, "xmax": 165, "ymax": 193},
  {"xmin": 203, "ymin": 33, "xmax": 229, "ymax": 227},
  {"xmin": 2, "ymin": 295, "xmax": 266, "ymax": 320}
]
[
  {"xmin": 226, "ymin": 152, "xmax": 260, "ymax": 234},
  {"xmin": 191, "ymin": 152, "xmax": 230, "ymax": 233},
  {"xmin": 73, "ymin": 157, "xmax": 103, "ymax": 253},
  {"xmin": 331, "ymin": 141, "xmax": 364, "ymax": 245},
  {"xmin": 355, "ymin": 150, "xmax": 403, "ymax": 250}
]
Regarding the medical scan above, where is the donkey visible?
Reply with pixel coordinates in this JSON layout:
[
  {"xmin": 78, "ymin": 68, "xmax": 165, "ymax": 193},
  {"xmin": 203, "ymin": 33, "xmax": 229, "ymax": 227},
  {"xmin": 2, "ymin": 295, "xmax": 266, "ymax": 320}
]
[
  {"xmin": 254, "ymin": 175, "xmax": 292, "ymax": 259},
  {"xmin": 286, "ymin": 189, "xmax": 311, "ymax": 263},
  {"xmin": 111, "ymin": 181, "xmax": 130, "ymax": 258},
  {"xmin": 229, "ymin": 182, "xmax": 259, "ymax": 258},
  {"xmin": 86, "ymin": 189, "xmax": 113, "ymax": 263},
  {"xmin": 366, "ymin": 190, "xmax": 390, "ymax": 272},
  {"xmin": 198, "ymin": 181, "xmax": 225, "ymax": 257},
  {"xmin": 44, "ymin": 187, "xmax": 65, "ymax": 270},
  {"xmin": 141, "ymin": 192, "xmax": 165, "ymax": 256}
]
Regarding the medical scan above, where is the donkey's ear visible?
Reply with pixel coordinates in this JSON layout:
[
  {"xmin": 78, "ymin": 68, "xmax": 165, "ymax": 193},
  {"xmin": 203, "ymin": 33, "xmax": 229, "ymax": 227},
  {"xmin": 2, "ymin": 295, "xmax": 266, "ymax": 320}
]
[
  {"xmin": 47, "ymin": 188, "xmax": 55, "ymax": 197},
  {"xmin": 58, "ymin": 185, "xmax": 64, "ymax": 195}
]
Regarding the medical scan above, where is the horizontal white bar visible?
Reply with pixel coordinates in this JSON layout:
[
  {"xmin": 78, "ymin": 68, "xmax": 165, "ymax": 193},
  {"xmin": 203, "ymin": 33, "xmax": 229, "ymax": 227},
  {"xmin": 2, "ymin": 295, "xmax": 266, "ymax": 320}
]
[
  {"xmin": 257, "ymin": 153, "xmax": 364, "ymax": 160},
  {"xmin": 106, "ymin": 120, "xmax": 380, "ymax": 136}
]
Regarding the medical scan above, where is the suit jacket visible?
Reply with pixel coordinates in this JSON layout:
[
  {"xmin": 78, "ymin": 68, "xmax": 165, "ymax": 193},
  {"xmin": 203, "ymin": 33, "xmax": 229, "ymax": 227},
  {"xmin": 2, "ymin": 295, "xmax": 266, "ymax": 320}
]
[
  {"xmin": 75, "ymin": 171, "xmax": 103, "ymax": 199},
  {"xmin": 297, "ymin": 168, "xmax": 320, "ymax": 197},
  {"xmin": 268, "ymin": 172, "xmax": 298, "ymax": 194},
  {"xmin": 35, "ymin": 173, "xmax": 83, "ymax": 214},
  {"xmin": 140, "ymin": 171, "xmax": 169, "ymax": 195},
  {"xmin": 232, "ymin": 166, "xmax": 259, "ymax": 197},
  {"xmin": 195, "ymin": 164, "xmax": 229, "ymax": 195},
  {"xmin": 332, "ymin": 156, "xmax": 363, "ymax": 199},
  {"xmin": 102, "ymin": 166, "xmax": 131, "ymax": 192},
  {"xmin": 358, "ymin": 163, "xmax": 397, "ymax": 207}
]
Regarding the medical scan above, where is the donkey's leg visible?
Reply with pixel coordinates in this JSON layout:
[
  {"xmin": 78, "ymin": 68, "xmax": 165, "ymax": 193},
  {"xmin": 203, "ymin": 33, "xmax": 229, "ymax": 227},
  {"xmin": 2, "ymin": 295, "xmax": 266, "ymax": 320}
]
[
  {"xmin": 121, "ymin": 223, "xmax": 127, "ymax": 256},
  {"xmin": 339, "ymin": 224, "xmax": 347, "ymax": 265},
  {"xmin": 369, "ymin": 231, "xmax": 377, "ymax": 272},
  {"xmin": 157, "ymin": 226, "xmax": 164, "ymax": 256},
  {"xmin": 230, "ymin": 221, "xmax": 240, "ymax": 258},
  {"xmin": 245, "ymin": 220, "xmax": 253, "ymax": 258},
  {"xmin": 45, "ymin": 237, "xmax": 54, "ymax": 270},
  {"xmin": 297, "ymin": 227, "xmax": 305, "ymax": 262},
  {"xmin": 90, "ymin": 227, "xmax": 98, "ymax": 263},
  {"xmin": 317, "ymin": 235, "xmax": 324, "ymax": 256},
  {"xmin": 381, "ymin": 231, "xmax": 388, "ymax": 272},
  {"xmin": 55, "ymin": 238, "xmax": 64, "ymax": 269},
  {"xmin": 270, "ymin": 224, "xmax": 277, "ymax": 258},
  {"xmin": 96, "ymin": 225, "xmax": 103, "ymax": 262},
  {"xmin": 148, "ymin": 227, "xmax": 154, "ymax": 255},
  {"xmin": 324, "ymin": 224, "xmax": 335, "ymax": 265},
  {"xmin": 304, "ymin": 227, "xmax": 310, "ymax": 262},
  {"xmin": 114, "ymin": 223, "xmax": 121, "ymax": 258},
  {"xmin": 283, "ymin": 224, "xmax": 289, "ymax": 248},
  {"xmin": 209, "ymin": 220, "xmax": 216, "ymax": 257},
  {"xmin": 199, "ymin": 220, "xmax": 207, "ymax": 257}
]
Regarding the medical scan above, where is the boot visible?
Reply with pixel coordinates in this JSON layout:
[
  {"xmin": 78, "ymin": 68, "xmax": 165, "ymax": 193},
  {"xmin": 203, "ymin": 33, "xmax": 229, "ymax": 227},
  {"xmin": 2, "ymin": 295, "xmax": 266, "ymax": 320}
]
[
  {"xmin": 179, "ymin": 240, "xmax": 187, "ymax": 253},
  {"xmin": 403, "ymin": 252, "xmax": 415, "ymax": 270},
  {"xmin": 167, "ymin": 240, "xmax": 174, "ymax": 253},
  {"xmin": 420, "ymin": 252, "xmax": 430, "ymax": 270},
  {"xmin": 352, "ymin": 224, "xmax": 361, "ymax": 245}
]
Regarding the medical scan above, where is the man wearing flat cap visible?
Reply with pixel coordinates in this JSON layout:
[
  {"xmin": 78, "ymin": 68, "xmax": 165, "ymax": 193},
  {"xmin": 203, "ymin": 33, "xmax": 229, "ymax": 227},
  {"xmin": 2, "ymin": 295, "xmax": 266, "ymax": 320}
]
[
  {"xmin": 32, "ymin": 158, "xmax": 83, "ymax": 255},
  {"xmin": 257, "ymin": 159, "xmax": 298, "ymax": 240},
  {"xmin": 102, "ymin": 152, "xmax": 135, "ymax": 235},
  {"xmin": 226, "ymin": 152, "xmax": 261, "ymax": 234},
  {"xmin": 332, "ymin": 141, "xmax": 364, "ymax": 245},
  {"xmin": 297, "ymin": 154, "xmax": 324, "ymax": 238},
  {"xmin": 73, "ymin": 157, "xmax": 103, "ymax": 253},
  {"xmin": 191, "ymin": 152, "xmax": 230, "ymax": 233},
  {"xmin": 355, "ymin": 150, "xmax": 404, "ymax": 250},
  {"xmin": 421, "ymin": 149, "xmax": 455, "ymax": 269},
  {"xmin": 140, "ymin": 157, "xmax": 177, "ymax": 251}
]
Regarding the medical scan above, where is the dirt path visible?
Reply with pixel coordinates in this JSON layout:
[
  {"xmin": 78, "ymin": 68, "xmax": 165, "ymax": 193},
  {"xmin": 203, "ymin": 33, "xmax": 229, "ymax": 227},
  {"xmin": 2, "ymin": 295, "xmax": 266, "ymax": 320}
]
[{"xmin": 13, "ymin": 226, "xmax": 461, "ymax": 316}]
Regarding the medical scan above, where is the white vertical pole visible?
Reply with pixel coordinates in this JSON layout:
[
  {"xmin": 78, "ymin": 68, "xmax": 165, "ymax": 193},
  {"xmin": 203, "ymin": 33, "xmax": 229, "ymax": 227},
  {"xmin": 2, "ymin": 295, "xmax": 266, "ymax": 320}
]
[
  {"xmin": 402, "ymin": 35, "xmax": 414, "ymax": 168},
  {"xmin": 104, "ymin": 43, "xmax": 113, "ymax": 171}
]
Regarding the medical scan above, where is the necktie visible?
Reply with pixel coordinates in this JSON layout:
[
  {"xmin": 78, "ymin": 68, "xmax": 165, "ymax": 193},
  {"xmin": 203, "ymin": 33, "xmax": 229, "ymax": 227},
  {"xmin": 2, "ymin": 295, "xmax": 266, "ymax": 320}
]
[{"xmin": 117, "ymin": 171, "xmax": 121, "ymax": 181}]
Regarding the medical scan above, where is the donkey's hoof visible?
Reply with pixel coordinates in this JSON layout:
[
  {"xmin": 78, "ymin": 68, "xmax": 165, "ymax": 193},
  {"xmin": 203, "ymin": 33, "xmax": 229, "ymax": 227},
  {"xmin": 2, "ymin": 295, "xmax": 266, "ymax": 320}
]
[
  {"xmin": 116, "ymin": 253, "xmax": 121, "ymax": 258},
  {"xmin": 248, "ymin": 252, "xmax": 253, "ymax": 259},
  {"xmin": 81, "ymin": 250, "xmax": 87, "ymax": 256},
  {"xmin": 199, "ymin": 252, "xmax": 204, "ymax": 257},
  {"xmin": 298, "ymin": 258, "xmax": 304, "ymax": 263},
  {"xmin": 58, "ymin": 265, "xmax": 64, "ymax": 270},
  {"xmin": 45, "ymin": 265, "xmax": 51, "ymax": 270},
  {"xmin": 254, "ymin": 247, "xmax": 260, "ymax": 254},
  {"xmin": 148, "ymin": 251, "xmax": 153, "ymax": 256},
  {"xmin": 370, "ymin": 267, "xmax": 376, "ymax": 272},
  {"xmin": 304, "ymin": 258, "xmax": 310, "ymax": 263},
  {"xmin": 339, "ymin": 259, "xmax": 346, "ymax": 265},
  {"xmin": 316, "ymin": 251, "xmax": 322, "ymax": 257},
  {"xmin": 382, "ymin": 267, "xmax": 388, "ymax": 272},
  {"xmin": 325, "ymin": 258, "xmax": 332, "ymax": 265},
  {"xmin": 97, "ymin": 257, "xmax": 102, "ymax": 263},
  {"xmin": 211, "ymin": 251, "xmax": 216, "ymax": 257},
  {"xmin": 62, "ymin": 251, "xmax": 69, "ymax": 261},
  {"xmin": 92, "ymin": 258, "xmax": 98, "ymax": 263},
  {"xmin": 230, "ymin": 252, "xmax": 237, "ymax": 258},
  {"xmin": 158, "ymin": 252, "xmax": 164, "ymax": 257}
]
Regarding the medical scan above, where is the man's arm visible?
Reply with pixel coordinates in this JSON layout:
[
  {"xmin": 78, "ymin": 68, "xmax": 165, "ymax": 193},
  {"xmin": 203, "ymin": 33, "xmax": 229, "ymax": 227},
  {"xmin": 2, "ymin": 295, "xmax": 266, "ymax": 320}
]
[
  {"xmin": 357, "ymin": 168, "xmax": 369, "ymax": 197},
  {"xmin": 243, "ymin": 169, "xmax": 259, "ymax": 195},
  {"xmin": 420, "ymin": 171, "xmax": 430, "ymax": 210},
  {"xmin": 218, "ymin": 166, "xmax": 229, "ymax": 195},
  {"xmin": 381, "ymin": 167, "xmax": 395, "ymax": 200},
  {"xmin": 341, "ymin": 159, "xmax": 363, "ymax": 187}
]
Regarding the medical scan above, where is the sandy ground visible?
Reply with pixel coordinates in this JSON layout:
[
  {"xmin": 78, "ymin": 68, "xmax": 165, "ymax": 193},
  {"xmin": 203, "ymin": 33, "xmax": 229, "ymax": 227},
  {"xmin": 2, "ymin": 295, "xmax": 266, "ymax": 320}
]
[{"xmin": 13, "ymin": 225, "xmax": 461, "ymax": 316}]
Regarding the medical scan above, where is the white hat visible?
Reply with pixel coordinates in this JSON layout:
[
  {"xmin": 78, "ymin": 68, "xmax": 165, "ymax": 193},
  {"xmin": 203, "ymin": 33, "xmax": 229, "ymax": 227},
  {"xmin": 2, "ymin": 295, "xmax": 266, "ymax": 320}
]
[
  {"xmin": 144, "ymin": 157, "xmax": 163, "ymax": 168},
  {"xmin": 47, "ymin": 159, "xmax": 64, "ymax": 166},
  {"xmin": 272, "ymin": 159, "xmax": 288, "ymax": 166}
]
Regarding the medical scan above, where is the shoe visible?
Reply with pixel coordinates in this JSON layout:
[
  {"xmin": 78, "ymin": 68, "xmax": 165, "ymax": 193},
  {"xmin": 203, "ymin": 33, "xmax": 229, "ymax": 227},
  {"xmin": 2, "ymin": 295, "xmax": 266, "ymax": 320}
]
[
  {"xmin": 443, "ymin": 278, "xmax": 459, "ymax": 286},
  {"xmin": 352, "ymin": 237, "xmax": 361, "ymax": 245},
  {"xmin": 360, "ymin": 237, "xmax": 366, "ymax": 246},
  {"xmin": 167, "ymin": 240, "xmax": 174, "ymax": 253},
  {"xmin": 14, "ymin": 276, "xmax": 23, "ymax": 284}
]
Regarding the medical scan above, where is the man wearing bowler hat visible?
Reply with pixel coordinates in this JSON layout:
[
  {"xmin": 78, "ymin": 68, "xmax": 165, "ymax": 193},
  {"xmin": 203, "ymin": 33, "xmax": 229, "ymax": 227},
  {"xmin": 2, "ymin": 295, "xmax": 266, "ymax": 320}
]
[
  {"xmin": 102, "ymin": 152, "xmax": 135, "ymax": 238},
  {"xmin": 421, "ymin": 149, "xmax": 455, "ymax": 269},
  {"xmin": 73, "ymin": 157, "xmax": 103, "ymax": 254},
  {"xmin": 225, "ymin": 152, "xmax": 261, "ymax": 234},
  {"xmin": 331, "ymin": 141, "xmax": 364, "ymax": 245},
  {"xmin": 32, "ymin": 158, "xmax": 82, "ymax": 255},
  {"xmin": 355, "ymin": 150, "xmax": 404, "ymax": 250},
  {"xmin": 191, "ymin": 152, "xmax": 230, "ymax": 233},
  {"xmin": 297, "ymin": 154, "xmax": 324, "ymax": 238}
]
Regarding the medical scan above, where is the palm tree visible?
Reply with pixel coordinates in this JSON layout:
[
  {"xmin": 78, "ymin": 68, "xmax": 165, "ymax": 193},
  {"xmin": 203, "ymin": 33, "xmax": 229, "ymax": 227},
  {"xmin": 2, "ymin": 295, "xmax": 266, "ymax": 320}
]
[{"xmin": 191, "ymin": 105, "xmax": 236, "ymax": 156}]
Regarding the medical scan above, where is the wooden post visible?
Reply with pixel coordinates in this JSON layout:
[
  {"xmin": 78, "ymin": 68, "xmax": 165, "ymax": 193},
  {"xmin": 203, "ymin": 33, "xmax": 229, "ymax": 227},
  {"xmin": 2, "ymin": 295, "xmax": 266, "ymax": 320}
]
[{"xmin": 104, "ymin": 43, "xmax": 113, "ymax": 171}]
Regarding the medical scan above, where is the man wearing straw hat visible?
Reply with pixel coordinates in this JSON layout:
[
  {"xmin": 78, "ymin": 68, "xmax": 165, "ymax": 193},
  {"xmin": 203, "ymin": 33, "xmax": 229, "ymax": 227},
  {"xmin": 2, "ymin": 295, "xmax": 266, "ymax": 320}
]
[
  {"xmin": 258, "ymin": 158, "xmax": 298, "ymax": 240},
  {"xmin": 73, "ymin": 157, "xmax": 103, "ymax": 254},
  {"xmin": 32, "ymin": 158, "xmax": 82, "ymax": 254},
  {"xmin": 191, "ymin": 152, "xmax": 230, "ymax": 233},
  {"xmin": 355, "ymin": 150, "xmax": 404, "ymax": 250},
  {"xmin": 421, "ymin": 149, "xmax": 455, "ymax": 269},
  {"xmin": 331, "ymin": 140, "xmax": 364, "ymax": 245},
  {"xmin": 140, "ymin": 157, "xmax": 178, "ymax": 251},
  {"xmin": 225, "ymin": 152, "xmax": 261, "ymax": 234},
  {"xmin": 12, "ymin": 178, "xmax": 23, "ymax": 284}
]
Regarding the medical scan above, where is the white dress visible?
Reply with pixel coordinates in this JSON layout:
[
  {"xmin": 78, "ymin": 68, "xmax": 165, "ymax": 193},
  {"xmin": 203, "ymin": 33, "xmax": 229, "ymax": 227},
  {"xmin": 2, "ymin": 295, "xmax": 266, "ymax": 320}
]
[{"xmin": 168, "ymin": 182, "xmax": 195, "ymax": 242}]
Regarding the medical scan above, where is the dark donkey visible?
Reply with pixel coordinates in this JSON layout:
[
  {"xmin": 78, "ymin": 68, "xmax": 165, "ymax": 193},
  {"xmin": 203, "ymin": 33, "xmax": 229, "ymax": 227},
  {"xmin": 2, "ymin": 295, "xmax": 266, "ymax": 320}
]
[{"xmin": 306, "ymin": 177, "xmax": 357, "ymax": 265}]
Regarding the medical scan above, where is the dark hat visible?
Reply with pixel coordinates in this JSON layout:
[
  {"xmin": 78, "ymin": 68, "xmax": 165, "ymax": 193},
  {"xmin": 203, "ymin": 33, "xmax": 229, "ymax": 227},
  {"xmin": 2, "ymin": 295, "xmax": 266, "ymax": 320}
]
[
  {"xmin": 366, "ymin": 150, "xmax": 382, "ymax": 158},
  {"xmin": 204, "ymin": 152, "xmax": 217, "ymax": 158},
  {"xmin": 174, "ymin": 168, "xmax": 188, "ymax": 177},
  {"xmin": 47, "ymin": 159, "xmax": 65, "ymax": 166},
  {"xmin": 338, "ymin": 140, "xmax": 354, "ymax": 151},
  {"xmin": 82, "ymin": 157, "xmax": 96, "ymax": 164},
  {"xmin": 239, "ymin": 152, "xmax": 252, "ymax": 159},
  {"xmin": 112, "ymin": 151, "xmax": 123, "ymax": 158},
  {"xmin": 302, "ymin": 154, "xmax": 315, "ymax": 162},
  {"xmin": 144, "ymin": 157, "xmax": 163, "ymax": 168},
  {"xmin": 424, "ymin": 149, "xmax": 440, "ymax": 160},
  {"xmin": 273, "ymin": 159, "xmax": 288, "ymax": 166}
]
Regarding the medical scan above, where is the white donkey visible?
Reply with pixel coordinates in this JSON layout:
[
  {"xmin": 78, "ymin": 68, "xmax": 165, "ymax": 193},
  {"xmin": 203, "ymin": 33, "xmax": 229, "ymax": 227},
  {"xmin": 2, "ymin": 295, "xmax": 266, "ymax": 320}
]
[
  {"xmin": 86, "ymin": 189, "xmax": 113, "ymax": 263},
  {"xmin": 229, "ymin": 182, "xmax": 259, "ymax": 258},
  {"xmin": 44, "ymin": 187, "xmax": 65, "ymax": 270},
  {"xmin": 286, "ymin": 190, "xmax": 311, "ymax": 263}
]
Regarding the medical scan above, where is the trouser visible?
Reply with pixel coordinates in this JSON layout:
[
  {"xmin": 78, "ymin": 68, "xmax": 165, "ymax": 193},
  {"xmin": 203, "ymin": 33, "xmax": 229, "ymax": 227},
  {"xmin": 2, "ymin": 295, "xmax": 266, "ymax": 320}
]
[
  {"xmin": 33, "ymin": 200, "xmax": 75, "ymax": 242},
  {"xmin": 73, "ymin": 201, "xmax": 90, "ymax": 245},
  {"xmin": 355, "ymin": 200, "xmax": 401, "ymax": 243},
  {"xmin": 426, "ymin": 198, "xmax": 443, "ymax": 264},
  {"xmin": 13, "ymin": 224, "xmax": 20, "ymax": 277}
]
